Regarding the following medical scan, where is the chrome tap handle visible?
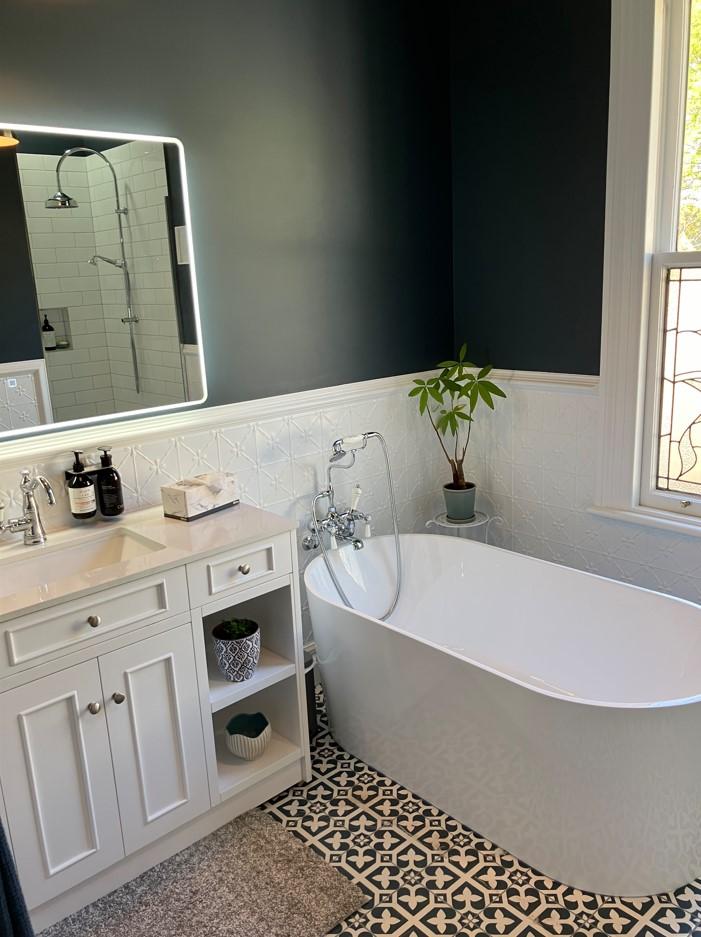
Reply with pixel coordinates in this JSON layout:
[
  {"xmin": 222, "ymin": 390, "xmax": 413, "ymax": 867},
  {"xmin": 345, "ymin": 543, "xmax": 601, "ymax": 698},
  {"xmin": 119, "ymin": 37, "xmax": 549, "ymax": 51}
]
[{"xmin": 0, "ymin": 516, "xmax": 31, "ymax": 535}]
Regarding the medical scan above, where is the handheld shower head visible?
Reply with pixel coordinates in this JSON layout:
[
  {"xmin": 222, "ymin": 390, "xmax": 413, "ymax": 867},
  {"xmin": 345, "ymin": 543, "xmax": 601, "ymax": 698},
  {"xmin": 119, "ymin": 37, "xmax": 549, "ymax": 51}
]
[{"xmin": 330, "ymin": 434, "xmax": 367, "ymax": 461}]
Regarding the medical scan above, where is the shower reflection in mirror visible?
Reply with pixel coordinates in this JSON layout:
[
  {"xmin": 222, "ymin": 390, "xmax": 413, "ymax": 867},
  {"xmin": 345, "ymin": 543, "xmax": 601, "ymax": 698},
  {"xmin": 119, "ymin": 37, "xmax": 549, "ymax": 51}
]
[{"xmin": 0, "ymin": 125, "xmax": 206, "ymax": 435}]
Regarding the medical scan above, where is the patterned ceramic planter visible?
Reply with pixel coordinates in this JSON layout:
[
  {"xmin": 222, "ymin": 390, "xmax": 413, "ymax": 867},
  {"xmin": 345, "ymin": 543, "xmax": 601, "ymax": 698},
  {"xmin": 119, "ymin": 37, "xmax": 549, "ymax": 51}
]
[
  {"xmin": 225, "ymin": 712, "xmax": 271, "ymax": 761},
  {"xmin": 212, "ymin": 619, "xmax": 261, "ymax": 682}
]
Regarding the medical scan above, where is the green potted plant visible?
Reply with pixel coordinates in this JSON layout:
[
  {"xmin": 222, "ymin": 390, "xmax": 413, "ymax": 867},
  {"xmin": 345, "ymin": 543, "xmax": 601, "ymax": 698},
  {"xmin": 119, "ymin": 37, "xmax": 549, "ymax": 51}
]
[
  {"xmin": 211, "ymin": 617, "xmax": 260, "ymax": 682},
  {"xmin": 409, "ymin": 343, "xmax": 506, "ymax": 522}
]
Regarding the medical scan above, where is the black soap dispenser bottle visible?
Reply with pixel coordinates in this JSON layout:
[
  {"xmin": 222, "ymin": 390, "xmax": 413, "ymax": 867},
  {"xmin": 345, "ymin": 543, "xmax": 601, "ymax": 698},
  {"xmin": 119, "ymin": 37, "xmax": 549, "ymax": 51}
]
[
  {"xmin": 41, "ymin": 314, "xmax": 56, "ymax": 351},
  {"xmin": 67, "ymin": 450, "xmax": 97, "ymax": 520},
  {"xmin": 96, "ymin": 446, "xmax": 124, "ymax": 517}
]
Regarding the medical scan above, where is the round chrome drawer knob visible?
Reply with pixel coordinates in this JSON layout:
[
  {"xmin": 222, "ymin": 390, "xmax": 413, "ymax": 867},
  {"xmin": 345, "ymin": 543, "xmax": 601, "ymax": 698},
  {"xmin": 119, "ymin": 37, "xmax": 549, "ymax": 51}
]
[
  {"xmin": 112, "ymin": 692, "xmax": 126, "ymax": 705},
  {"xmin": 87, "ymin": 615, "xmax": 101, "ymax": 628},
  {"xmin": 87, "ymin": 701, "xmax": 101, "ymax": 715},
  {"xmin": 238, "ymin": 563, "xmax": 252, "ymax": 575}
]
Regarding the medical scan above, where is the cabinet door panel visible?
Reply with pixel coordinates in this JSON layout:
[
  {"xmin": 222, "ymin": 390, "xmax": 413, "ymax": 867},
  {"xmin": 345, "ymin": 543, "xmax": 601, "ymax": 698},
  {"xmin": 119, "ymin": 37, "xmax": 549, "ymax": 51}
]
[
  {"xmin": 0, "ymin": 661, "xmax": 123, "ymax": 908},
  {"xmin": 100, "ymin": 624, "xmax": 209, "ymax": 854}
]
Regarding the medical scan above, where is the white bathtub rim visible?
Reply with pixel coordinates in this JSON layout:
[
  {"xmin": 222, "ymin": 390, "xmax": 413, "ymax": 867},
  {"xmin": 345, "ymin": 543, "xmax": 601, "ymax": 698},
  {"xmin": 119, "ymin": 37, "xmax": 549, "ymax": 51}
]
[{"xmin": 304, "ymin": 534, "xmax": 701, "ymax": 712}]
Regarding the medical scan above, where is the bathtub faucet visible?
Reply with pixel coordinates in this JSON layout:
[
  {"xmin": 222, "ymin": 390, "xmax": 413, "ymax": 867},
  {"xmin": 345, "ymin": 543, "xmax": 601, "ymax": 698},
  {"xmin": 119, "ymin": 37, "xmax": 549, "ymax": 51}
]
[{"xmin": 302, "ymin": 484, "xmax": 371, "ymax": 551}]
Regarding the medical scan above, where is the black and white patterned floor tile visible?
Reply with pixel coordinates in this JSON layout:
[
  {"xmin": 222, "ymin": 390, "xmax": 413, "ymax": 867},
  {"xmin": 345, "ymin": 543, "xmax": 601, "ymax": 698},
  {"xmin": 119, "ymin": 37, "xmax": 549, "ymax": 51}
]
[{"xmin": 263, "ymin": 688, "xmax": 701, "ymax": 937}]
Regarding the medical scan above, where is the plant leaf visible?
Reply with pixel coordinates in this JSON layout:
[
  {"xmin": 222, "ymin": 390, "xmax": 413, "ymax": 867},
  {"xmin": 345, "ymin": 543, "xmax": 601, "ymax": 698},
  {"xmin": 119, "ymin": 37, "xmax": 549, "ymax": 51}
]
[
  {"xmin": 441, "ymin": 378, "xmax": 462, "ymax": 395},
  {"xmin": 480, "ymin": 380, "xmax": 506, "ymax": 398},
  {"xmin": 458, "ymin": 342, "xmax": 467, "ymax": 362},
  {"xmin": 429, "ymin": 385, "xmax": 443, "ymax": 404},
  {"xmin": 477, "ymin": 383, "xmax": 495, "ymax": 408},
  {"xmin": 477, "ymin": 365, "xmax": 493, "ymax": 379},
  {"xmin": 408, "ymin": 386, "xmax": 423, "ymax": 397},
  {"xmin": 419, "ymin": 390, "xmax": 428, "ymax": 414},
  {"xmin": 437, "ymin": 360, "xmax": 457, "ymax": 368}
]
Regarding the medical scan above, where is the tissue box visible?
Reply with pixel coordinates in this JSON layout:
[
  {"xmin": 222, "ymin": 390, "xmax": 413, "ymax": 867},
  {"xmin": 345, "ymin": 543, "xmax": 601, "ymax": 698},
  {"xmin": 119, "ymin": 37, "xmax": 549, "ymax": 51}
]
[{"xmin": 161, "ymin": 472, "xmax": 239, "ymax": 521}]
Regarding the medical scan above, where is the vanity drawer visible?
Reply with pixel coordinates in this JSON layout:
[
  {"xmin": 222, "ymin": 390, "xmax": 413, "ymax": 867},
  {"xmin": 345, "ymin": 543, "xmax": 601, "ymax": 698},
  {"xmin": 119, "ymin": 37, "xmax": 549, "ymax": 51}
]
[
  {"xmin": 1, "ymin": 567, "xmax": 189, "ymax": 673},
  {"xmin": 186, "ymin": 533, "xmax": 292, "ymax": 606}
]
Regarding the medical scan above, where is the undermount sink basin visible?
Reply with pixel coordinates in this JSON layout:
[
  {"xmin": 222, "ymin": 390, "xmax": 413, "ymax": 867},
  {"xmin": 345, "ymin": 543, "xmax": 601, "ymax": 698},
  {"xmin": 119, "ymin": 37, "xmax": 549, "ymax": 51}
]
[{"xmin": 0, "ymin": 528, "xmax": 167, "ymax": 599}]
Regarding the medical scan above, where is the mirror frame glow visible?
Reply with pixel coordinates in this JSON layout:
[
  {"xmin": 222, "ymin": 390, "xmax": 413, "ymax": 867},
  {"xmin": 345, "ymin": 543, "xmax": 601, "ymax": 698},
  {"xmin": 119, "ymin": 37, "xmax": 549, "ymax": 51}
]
[{"xmin": 0, "ymin": 122, "xmax": 207, "ymax": 441}]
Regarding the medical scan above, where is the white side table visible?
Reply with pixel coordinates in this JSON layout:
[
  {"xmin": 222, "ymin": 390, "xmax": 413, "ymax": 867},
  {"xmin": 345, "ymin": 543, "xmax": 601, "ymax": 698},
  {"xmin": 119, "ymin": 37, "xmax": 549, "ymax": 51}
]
[{"xmin": 426, "ymin": 511, "xmax": 501, "ymax": 544}]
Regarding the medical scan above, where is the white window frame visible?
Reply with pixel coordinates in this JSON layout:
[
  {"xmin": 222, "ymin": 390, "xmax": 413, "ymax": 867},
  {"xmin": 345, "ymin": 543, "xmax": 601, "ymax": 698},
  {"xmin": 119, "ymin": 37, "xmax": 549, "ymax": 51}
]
[{"xmin": 595, "ymin": 0, "xmax": 701, "ymax": 534}]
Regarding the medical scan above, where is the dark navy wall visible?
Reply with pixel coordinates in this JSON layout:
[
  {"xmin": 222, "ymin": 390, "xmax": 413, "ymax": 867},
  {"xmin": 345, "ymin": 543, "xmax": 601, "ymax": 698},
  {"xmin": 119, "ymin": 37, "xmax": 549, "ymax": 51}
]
[
  {"xmin": 0, "ymin": 150, "xmax": 42, "ymax": 364},
  {"xmin": 0, "ymin": 0, "xmax": 453, "ymax": 406},
  {"xmin": 0, "ymin": 0, "xmax": 610, "ymax": 402},
  {"xmin": 450, "ymin": 1, "xmax": 610, "ymax": 375}
]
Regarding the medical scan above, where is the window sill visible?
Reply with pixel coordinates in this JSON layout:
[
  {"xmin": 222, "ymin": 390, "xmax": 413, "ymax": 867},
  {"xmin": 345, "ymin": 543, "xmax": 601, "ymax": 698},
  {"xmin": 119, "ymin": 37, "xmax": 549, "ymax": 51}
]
[{"xmin": 588, "ymin": 504, "xmax": 701, "ymax": 538}]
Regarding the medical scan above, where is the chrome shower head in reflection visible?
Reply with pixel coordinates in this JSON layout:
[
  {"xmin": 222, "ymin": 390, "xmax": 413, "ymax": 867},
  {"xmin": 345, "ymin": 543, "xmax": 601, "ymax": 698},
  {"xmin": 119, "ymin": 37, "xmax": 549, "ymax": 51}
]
[{"xmin": 45, "ymin": 190, "xmax": 78, "ymax": 209}]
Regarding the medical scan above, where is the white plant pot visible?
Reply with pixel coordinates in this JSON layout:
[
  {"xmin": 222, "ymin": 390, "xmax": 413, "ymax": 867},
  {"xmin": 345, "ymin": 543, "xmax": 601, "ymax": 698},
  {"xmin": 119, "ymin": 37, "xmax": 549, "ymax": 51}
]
[{"xmin": 225, "ymin": 714, "xmax": 272, "ymax": 761}]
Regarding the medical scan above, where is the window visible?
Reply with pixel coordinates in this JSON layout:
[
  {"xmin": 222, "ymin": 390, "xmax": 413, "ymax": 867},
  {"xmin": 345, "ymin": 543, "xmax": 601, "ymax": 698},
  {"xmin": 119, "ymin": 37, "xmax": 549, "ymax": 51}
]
[
  {"xmin": 597, "ymin": 0, "xmax": 701, "ymax": 531},
  {"xmin": 641, "ymin": 0, "xmax": 701, "ymax": 517}
]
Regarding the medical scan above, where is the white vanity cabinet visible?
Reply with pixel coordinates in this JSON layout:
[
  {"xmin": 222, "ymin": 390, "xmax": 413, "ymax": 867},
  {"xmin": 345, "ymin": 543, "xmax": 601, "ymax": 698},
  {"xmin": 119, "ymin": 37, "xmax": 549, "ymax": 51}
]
[
  {"xmin": 0, "ymin": 660, "xmax": 125, "ymax": 906},
  {"xmin": 0, "ymin": 506, "xmax": 310, "ymax": 931},
  {"xmin": 0, "ymin": 624, "xmax": 209, "ymax": 907},
  {"xmin": 98, "ymin": 624, "xmax": 210, "ymax": 855}
]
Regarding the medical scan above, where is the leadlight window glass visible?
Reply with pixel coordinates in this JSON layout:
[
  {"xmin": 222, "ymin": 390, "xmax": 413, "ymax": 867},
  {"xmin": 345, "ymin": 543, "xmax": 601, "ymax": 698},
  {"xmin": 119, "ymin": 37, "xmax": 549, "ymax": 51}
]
[
  {"xmin": 651, "ymin": 0, "xmax": 701, "ymax": 507},
  {"xmin": 657, "ymin": 267, "xmax": 701, "ymax": 493}
]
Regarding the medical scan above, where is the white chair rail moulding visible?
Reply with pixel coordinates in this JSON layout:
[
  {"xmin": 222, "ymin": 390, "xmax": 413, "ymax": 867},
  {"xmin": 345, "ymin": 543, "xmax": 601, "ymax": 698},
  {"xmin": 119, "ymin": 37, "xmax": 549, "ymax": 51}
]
[{"xmin": 0, "ymin": 368, "xmax": 597, "ymax": 472}]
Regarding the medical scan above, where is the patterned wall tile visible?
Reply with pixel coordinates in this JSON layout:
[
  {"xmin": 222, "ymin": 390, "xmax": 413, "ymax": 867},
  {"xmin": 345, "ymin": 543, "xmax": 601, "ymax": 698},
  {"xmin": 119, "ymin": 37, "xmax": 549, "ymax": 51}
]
[
  {"xmin": 255, "ymin": 418, "xmax": 291, "ymax": 465},
  {"xmin": 175, "ymin": 431, "xmax": 219, "ymax": 477},
  {"xmin": 217, "ymin": 423, "xmax": 258, "ymax": 473},
  {"xmin": 289, "ymin": 411, "xmax": 324, "ymax": 459}
]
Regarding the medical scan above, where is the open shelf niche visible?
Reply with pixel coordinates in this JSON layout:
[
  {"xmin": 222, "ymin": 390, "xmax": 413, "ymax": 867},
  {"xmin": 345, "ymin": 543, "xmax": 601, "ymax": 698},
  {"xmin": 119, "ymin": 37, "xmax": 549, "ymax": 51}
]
[
  {"xmin": 213, "ymin": 679, "xmax": 302, "ymax": 801},
  {"xmin": 202, "ymin": 582, "xmax": 304, "ymax": 802},
  {"xmin": 203, "ymin": 584, "xmax": 297, "ymax": 712}
]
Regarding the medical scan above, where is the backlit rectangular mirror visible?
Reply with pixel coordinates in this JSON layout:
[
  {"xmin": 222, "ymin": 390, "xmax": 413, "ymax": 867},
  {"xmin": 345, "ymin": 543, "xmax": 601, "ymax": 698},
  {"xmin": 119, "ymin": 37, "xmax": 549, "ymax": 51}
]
[{"xmin": 0, "ymin": 124, "xmax": 206, "ymax": 439}]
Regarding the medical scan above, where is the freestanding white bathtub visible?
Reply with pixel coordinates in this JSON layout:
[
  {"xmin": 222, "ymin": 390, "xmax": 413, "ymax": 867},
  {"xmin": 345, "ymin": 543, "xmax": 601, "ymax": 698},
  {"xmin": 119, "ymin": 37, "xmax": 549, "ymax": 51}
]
[{"xmin": 305, "ymin": 534, "xmax": 701, "ymax": 896}]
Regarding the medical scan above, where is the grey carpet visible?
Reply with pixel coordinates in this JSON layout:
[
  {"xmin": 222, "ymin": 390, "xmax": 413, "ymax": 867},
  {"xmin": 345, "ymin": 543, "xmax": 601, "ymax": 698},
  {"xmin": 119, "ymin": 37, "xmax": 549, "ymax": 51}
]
[{"xmin": 39, "ymin": 811, "xmax": 366, "ymax": 937}]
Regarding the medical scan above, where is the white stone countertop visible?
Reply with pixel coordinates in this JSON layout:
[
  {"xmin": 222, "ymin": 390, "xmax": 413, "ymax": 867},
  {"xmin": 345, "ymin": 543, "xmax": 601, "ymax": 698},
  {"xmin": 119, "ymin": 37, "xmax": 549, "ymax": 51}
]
[{"xmin": 0, "ymin": 503, "xmax": 296, "ymax": 621}]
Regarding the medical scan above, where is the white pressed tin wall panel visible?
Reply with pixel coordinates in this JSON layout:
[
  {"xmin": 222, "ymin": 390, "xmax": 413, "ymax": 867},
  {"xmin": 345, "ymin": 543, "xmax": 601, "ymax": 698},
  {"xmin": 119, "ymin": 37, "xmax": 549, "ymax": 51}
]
[
  {"xmin": 0, "ymin": 373, "xmax": 41, "ymax": 432},
  {"xmin": 2, "ymin": 377, "xmax": 701, "ymax": 642},
  {"xmin": 471, "ymin": 383, "xmax": 701, "ymax": 605}
]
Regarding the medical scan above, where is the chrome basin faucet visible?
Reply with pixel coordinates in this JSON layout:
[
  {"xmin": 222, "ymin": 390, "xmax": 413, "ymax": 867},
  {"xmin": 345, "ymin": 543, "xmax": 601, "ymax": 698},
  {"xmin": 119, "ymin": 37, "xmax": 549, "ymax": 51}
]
[{"xmin": 0, "ymin": 470, "xmax": 56, "ymax": 546}]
